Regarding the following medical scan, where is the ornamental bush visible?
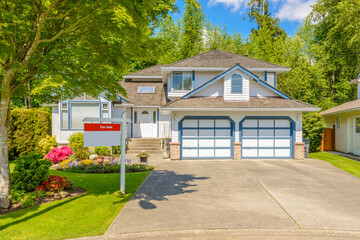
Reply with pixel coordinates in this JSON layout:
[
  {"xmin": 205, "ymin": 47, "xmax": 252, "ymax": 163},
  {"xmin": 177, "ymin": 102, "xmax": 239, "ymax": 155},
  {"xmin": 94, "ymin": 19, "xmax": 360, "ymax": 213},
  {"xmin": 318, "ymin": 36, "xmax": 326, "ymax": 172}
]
[
  {"xmin": 45, "ymin": 146, "xmax": 73, "ymax": 163},
  {"xmin": 68, "ymin": 132, "xmax": 90, "ymax": 159},
  {"xmin": 36, "ymin": 135, "xmax": 57, "ymax": 157},
  {"xmin": 11, "ymin": 152, "xmax": 52, "ymax": 192},
  {"xmin": 95, "ymin": 146, "xmax": 111, "ymax": 156},
  {"xmin": 303, "ymin": 112, "xmax": 327, "ymax": 152},
  {"xmin": 8, "ymin": 108, "xmax": 51, "ymax": 160},
  {"xmin": 35, "ymin": 175, "xmax": 72, "ymax": 193}
]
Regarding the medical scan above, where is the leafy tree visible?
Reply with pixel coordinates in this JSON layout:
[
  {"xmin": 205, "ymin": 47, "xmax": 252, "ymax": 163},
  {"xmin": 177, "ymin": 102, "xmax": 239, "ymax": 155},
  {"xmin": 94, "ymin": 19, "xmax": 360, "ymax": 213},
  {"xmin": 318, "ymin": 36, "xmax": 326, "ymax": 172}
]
[
  {"xmin": 0, "ymin": 0, "xmax": 175, "ymax": 208},
  {"xmin": 178, "ymin": 0, "xmax": 206, "ymax": 59},
  {"xmin": 303, "ymin": 112, "xmax": 327, "ymax": 152}
]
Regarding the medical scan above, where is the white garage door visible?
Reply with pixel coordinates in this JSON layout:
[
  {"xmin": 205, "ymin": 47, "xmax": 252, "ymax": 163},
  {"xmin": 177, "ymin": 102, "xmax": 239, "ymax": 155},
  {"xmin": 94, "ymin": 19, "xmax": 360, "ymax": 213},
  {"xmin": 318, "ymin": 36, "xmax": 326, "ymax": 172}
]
[
  {"xmin": 241, "ymin": 118, "xmax": 293, "ymax": 159},
  {"xmin": 181, "ymin": 118, "xmax": 233, "ymax": 159}
]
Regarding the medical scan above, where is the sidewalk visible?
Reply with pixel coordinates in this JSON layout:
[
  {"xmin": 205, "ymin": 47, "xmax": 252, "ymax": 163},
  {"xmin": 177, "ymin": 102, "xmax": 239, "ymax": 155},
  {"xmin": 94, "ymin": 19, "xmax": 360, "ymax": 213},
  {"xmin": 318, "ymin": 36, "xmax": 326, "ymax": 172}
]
[{"xmin": 326, "ymin": 151, "xmax": 360, "ymax": 162}]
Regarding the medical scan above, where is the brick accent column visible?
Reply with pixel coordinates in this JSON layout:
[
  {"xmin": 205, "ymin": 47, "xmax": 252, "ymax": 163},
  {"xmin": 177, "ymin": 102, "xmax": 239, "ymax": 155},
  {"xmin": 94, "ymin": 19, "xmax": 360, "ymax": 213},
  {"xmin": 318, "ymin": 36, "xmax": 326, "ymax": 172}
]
[
  {"xmin": 294, "ymin": 142, "xmax": 305, "ymax": 160},
  {"xmin": 170, "ymin": 142, "xmax": 180, "ymax": 160},
  {"xmin": 234, "ymin": 142, "xmax": 241, "ymax": 160}
]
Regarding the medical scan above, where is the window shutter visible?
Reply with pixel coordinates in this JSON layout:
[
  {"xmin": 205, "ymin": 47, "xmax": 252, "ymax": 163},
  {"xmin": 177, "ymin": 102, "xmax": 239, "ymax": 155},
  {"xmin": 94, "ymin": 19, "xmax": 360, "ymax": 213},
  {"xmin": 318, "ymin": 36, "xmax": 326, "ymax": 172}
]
[{"xmin": 231, "ymin": 74, "xmax": 243, "ymax": 94}]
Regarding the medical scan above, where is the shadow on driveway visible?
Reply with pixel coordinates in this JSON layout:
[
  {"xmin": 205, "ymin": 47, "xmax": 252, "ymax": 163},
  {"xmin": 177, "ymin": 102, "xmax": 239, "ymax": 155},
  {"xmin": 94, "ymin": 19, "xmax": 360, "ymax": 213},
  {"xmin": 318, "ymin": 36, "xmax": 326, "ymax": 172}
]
[{"xmin": 132, "ymin": 170, "xmax": 209, "ymax": 209}]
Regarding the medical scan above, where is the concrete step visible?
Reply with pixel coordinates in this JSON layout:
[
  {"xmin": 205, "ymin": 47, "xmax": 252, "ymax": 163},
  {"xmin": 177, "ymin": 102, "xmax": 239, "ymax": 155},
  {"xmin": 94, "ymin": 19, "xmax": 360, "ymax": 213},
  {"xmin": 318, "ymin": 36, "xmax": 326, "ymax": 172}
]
[
  {"xmin": 128, "ymin": 143, "xmax": 160, "ymax": 147},
  {"xmin": 128, "ymin": 147, "xmax": 161, "ymax": 151},
  {"xmin": 126, "ymin": 150, "xmax": 163, "ymax": 154}
]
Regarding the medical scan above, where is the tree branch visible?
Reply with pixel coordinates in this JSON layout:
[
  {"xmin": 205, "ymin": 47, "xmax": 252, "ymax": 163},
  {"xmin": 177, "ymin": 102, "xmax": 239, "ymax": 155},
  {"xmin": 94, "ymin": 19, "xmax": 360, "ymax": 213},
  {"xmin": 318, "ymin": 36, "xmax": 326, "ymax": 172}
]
[
  {"xmin": 46, "ymin": 1, "xmax": 81, "ymax": 20},
  {"xmin": 10, "ymin": 68, "xmax": 38, "ymax": 93}
]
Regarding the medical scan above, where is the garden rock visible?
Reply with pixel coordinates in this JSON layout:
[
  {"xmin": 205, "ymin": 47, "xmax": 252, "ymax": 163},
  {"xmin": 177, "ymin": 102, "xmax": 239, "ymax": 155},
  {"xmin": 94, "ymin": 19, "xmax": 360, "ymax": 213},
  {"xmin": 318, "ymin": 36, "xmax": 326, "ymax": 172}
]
[
  {"xmin": 50, "ymin": 164, "xmax": 61, "ymax": 170},
  {"xmin": 59, "ymin": 191, "xmax": 70, "ymax": 198},
  {"xmin": 89, "ymin": 154, "xmax": 98, "ymax": 160}
]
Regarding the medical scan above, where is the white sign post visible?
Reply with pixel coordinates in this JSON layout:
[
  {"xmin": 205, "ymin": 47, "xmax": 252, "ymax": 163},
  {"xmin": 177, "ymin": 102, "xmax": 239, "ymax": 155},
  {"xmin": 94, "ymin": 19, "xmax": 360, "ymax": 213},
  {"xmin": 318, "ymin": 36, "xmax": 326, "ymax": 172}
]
[{"xmin": 83, "ymin": 114, "xmax": 129, "ymax": 194}]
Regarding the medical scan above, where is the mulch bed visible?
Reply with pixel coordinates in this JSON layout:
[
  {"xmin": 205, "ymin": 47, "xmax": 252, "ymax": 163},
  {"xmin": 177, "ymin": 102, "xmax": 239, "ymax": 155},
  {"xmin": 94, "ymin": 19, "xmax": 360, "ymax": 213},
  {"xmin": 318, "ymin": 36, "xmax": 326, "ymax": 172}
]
[{"xmin": 0, "ymin": 187, "xmax": 86, "ymax": 215}]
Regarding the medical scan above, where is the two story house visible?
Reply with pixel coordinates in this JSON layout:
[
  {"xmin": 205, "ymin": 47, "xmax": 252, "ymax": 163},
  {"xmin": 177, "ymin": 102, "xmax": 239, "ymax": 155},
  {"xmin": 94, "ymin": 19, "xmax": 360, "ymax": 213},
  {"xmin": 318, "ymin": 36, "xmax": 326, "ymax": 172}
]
[{"xmin": 51, "ymin": 49, "xmax": 320, "ymax": 160}]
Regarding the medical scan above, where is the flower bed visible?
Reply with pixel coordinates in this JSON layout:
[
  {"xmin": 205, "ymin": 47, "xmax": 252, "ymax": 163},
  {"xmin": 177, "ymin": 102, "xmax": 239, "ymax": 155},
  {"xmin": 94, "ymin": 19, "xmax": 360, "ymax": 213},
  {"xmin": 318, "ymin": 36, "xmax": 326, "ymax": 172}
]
[{"xmin": 59, "ymin": 159, "xmax": 154, "ymax": 173}]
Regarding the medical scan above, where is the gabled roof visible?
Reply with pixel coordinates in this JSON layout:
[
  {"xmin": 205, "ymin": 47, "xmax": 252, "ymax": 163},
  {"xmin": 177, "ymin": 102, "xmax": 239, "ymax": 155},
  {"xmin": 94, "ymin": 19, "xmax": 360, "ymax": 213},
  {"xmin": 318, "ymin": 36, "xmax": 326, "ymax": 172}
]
[
  {"xmin": 124, "ymin": 64, "xmax": 165, "ymax": 78},
  {"xmin": 321, "ymin": 99, "xmax": 360, "ymax": 116},
  {"xmin": 165, "ymin": 49, "xmax": 290, "ymax": 69},
  {"xmin": 181, "ymin": 64, "xmax": 291, "ymax": 99},
  {"xmin": 162, "ymin": 97, "xmax": 320, "ymax": 111}
]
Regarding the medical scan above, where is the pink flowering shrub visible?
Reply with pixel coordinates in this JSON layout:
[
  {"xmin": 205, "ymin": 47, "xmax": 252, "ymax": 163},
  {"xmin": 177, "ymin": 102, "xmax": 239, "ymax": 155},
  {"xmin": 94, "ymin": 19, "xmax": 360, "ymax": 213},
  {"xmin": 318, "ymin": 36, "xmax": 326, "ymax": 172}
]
[{"xmin": 45, "ymin": 146, "xmax": 73, "ymax": 163}]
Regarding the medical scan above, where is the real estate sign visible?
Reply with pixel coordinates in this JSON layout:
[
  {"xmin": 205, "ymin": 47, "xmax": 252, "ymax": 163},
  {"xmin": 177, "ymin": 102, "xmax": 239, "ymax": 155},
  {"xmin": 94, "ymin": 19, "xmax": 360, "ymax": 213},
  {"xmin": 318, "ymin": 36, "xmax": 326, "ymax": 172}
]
[{"xmin": 84, "ymin": 123, "xmax": 121, "ymax": 147}]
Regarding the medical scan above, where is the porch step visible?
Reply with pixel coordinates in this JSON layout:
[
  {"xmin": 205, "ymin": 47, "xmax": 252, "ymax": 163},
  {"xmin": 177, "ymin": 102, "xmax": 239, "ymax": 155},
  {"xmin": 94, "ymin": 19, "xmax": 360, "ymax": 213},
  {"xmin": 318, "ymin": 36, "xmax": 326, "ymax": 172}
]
[{"xmin": 126, "ymin": 138, "xmax": 163, "ymax": 154}]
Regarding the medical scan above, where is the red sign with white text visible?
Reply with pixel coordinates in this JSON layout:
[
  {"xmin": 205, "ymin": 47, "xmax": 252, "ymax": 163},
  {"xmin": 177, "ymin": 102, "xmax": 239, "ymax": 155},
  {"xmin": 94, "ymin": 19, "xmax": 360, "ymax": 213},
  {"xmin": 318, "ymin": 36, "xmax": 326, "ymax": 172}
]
[{"xmin": 84, "ymin": 123, "xmax": 120, "ymax": 131}]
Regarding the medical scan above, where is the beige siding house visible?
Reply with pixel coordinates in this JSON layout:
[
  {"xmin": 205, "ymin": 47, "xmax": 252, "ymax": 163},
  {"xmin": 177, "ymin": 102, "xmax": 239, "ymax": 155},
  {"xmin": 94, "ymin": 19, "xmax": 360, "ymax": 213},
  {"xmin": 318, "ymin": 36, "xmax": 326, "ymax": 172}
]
[{"xmin": 322, "ymin": 74, "xmax": 360, "ymax": 155}]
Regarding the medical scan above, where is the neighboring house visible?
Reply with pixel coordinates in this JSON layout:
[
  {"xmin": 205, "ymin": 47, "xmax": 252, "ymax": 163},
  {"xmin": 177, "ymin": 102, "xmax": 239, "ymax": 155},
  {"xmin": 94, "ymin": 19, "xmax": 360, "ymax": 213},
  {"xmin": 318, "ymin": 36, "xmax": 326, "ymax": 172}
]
[
  {"xmin": 321, "ymin": 73, "xmax": 360, "ymax": 155},
  {"xmin": 50, "ymin": 49, "xmax": 319, "ymax": 160}
]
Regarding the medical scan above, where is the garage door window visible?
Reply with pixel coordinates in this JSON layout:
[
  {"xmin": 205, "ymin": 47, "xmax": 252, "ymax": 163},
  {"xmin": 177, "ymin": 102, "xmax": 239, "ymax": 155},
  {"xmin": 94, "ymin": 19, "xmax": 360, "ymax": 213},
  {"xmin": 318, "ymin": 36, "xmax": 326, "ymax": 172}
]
[
  {"xmin": 241, "ymin": 118, "xmax": 293, "ymax": 159},
  {"xmin": 181, "ymin": 117, "xmax": 233, "ymax": 159}
]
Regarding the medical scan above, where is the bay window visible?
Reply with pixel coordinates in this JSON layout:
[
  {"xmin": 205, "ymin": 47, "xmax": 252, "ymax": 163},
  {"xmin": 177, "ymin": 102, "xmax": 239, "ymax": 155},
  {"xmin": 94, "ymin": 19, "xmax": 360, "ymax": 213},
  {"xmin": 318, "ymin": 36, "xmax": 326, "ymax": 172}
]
[{"xmin": 172, "ymin": 72, "xmax": 193, "ymax": 91}]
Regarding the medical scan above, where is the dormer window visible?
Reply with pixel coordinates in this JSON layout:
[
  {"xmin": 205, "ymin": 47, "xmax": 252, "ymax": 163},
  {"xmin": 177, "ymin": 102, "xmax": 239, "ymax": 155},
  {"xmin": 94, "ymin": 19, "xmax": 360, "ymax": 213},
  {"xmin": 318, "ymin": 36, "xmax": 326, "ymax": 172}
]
[
  {"xmin": 173, "ymin": 72, "xmax": 193, "ymax": 91},
  {"xmin": 265, "ymin": 72, "xmax": 276, "ymax": 87},
  {"xmin": 231, "ymin": 73, "xmax": 243, "ymax": 94}
]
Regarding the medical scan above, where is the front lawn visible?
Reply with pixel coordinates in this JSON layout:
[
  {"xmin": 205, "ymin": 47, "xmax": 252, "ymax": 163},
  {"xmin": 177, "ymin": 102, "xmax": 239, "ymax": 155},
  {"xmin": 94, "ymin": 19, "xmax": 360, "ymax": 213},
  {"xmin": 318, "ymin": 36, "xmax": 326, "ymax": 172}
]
[
  {"xmin": 309, "ymin": 152, "xmax": 360, "ymax": 178},
  {"xmin": 0, "ymin": 165, "xmax": 150, "ymax": 240}
]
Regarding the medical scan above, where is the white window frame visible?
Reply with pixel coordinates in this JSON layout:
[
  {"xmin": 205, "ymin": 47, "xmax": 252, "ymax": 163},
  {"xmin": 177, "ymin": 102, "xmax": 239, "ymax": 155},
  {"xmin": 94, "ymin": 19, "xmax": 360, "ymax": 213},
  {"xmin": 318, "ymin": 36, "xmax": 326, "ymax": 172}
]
[
  {"xmin": 231, "ymin": 73, "xmax": 243, "ymax": 94},
  {"xmin": 172, "ymin": 72, "xmax": 193, "ymax": 91},
  {"xmin": 336, "ymin": 116, "xmax": 341, "ymax": 129}
]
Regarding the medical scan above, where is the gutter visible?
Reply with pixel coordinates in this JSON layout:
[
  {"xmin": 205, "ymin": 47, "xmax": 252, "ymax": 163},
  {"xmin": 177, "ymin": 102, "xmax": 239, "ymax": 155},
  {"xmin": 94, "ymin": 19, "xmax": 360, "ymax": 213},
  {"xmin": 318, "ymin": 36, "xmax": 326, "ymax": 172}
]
[
  {"xmin": 321, "ymin": 107, "xmax": 360, "ymax": 116},
  {"xmin": 161, "ymin": 107, "xmax": 321, "ymax": 112}
]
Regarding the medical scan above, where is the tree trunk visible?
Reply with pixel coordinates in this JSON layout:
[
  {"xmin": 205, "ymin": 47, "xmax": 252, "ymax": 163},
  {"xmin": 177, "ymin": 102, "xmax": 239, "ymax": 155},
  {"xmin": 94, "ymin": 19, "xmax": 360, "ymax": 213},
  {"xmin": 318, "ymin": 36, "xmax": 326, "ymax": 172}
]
[{"xmin": 0, "ymin": 68, "xmax": 14, "ymax": 209}]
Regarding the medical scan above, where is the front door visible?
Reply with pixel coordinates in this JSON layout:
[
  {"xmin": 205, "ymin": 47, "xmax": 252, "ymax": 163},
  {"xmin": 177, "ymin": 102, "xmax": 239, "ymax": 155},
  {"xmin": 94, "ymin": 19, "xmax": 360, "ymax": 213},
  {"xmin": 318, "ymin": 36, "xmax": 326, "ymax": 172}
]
[{"xmin": 133, "ymin": 108, "xmax": 157, "ymax": 138}]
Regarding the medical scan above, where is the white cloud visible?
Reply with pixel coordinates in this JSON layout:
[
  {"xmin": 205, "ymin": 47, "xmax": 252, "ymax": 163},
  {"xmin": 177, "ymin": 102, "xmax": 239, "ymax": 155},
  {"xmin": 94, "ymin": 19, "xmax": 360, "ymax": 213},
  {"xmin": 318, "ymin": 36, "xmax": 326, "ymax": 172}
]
[
  {"xmin": 208, "ymin": 0, "xmax": 248, "ymax": 12},
  {"xmin": 274, "ymin": 0, "xmax": 316, "ymax": 21},
  {"xmin": 208, "ymin": 0, "xmax": 316, "ymax": 22}
]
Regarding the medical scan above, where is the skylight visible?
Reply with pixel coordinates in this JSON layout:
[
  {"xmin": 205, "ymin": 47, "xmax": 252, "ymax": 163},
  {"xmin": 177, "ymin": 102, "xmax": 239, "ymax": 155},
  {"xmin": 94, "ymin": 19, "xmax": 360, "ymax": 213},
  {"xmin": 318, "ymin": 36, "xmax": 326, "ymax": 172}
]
[{"xmin": 138, "ymin": 86, "xmax": 155, "ymax": 93}]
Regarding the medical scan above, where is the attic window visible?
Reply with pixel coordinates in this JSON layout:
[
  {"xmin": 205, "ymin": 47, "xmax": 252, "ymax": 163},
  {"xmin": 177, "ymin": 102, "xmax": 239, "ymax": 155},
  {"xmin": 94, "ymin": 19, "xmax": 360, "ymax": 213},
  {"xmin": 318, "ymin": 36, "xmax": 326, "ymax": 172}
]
[
  {"xmin": 138, "ymin": 87, "xmax": 155, "ymax": 93},
  {"xmin": 231, "ymin": 73, "xmax": 243, "ymax": 94}
]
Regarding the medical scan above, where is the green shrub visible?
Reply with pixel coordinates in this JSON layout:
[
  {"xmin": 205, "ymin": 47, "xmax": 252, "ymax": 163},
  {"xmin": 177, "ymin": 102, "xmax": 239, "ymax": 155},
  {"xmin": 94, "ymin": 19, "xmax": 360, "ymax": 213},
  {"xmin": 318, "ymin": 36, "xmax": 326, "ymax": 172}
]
[
  {"xmin": 8, "ymin": 108, "xmax": 51, "ymax": 160},
  {"xmin": 68, "ymin": 132, "xmax": 90, "ymax": 159},
  {"xmin": 64, "ymin": 163, "xmax": 154, "ymax": 173},
  {"xmin": 95, "ymin": 146, "xmax": 110, "ymax": 156},
  {"xmin": 36, "ymin": 135, "xmax": 57, "ymax": 156},
  {"xmin": 11, "ymin": 152, "xmax": 52, "ymax": 192},
  {"xmin": 10, "ymin": 189, "xmax": 26, "ymax": 203},
  {"xmin": 20, "ymin": 193, "xmax": 37, "ymax": 207},
  {"xmin": 303, "ymin": 112, "xmax": 326, "ymax": 152}
]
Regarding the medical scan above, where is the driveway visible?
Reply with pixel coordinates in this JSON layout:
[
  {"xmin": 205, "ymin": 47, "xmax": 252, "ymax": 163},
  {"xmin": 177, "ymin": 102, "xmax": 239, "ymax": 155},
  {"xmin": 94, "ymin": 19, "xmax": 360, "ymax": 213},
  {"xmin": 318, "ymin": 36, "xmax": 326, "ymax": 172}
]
[{"xmin": 105, "ymin": 159, "xmax": 360, "ymax": 239}]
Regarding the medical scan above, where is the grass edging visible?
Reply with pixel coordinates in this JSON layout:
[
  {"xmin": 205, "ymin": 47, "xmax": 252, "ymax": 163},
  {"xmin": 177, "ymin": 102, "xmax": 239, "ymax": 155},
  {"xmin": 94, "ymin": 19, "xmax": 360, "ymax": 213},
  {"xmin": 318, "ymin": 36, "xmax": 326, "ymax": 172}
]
[{"xmin": 309, "ymin": 151, "xmax": 360, "ymax": 178}]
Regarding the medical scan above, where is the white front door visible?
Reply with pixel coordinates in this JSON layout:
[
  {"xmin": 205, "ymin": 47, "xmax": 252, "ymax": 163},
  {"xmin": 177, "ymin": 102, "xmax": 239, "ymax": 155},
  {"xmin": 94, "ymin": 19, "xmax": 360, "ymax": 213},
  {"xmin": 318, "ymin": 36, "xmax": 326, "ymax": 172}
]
[{"xmin": 133, "ymin": 108, "xmax": 157, "ymax": 138}]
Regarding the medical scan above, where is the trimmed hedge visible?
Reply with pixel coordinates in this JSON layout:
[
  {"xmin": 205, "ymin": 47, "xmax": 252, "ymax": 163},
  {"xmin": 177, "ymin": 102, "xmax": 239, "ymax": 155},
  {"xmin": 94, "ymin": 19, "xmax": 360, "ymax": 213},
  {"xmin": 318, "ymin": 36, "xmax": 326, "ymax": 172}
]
[
  {"xmin": 9, "ymin": 108, "xmax": 51, "ymax": 160},
  {"xmin": 303, "ymin": 112, "xmax": 326, "ymax": 152}
]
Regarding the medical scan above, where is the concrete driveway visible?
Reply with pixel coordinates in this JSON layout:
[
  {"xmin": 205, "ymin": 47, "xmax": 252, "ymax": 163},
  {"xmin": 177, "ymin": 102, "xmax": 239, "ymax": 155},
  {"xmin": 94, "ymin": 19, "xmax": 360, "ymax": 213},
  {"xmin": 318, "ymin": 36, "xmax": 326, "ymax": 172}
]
[{"xmin": 105, "ymin": 159, "xmax": 360, "ymax": 239}]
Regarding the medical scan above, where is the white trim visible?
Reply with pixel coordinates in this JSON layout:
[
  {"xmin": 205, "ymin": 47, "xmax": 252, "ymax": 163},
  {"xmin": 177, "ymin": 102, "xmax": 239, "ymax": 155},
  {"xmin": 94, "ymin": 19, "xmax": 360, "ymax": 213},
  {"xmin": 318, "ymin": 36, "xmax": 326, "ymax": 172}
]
[
  {"xmin": 113, "ymin": 103, "xmax": 133, "ymax": 107},
  {"xmin": 161, "ymin": 107, "xmax": 320, "ymax": 112},
  {"xmin": 161, "ymin": 67, "xmax": 291, "ymax": 72},
  {"xmin": 132, "ymin": 105, "xmax": 160, "ymax": 108},
  {"xmin": 43, "ymin": 103, "xmax": 58, "ymax": 107},
  {"xmin": 123, "ymin": 75, "xmax": 162, "ymax": 79}
]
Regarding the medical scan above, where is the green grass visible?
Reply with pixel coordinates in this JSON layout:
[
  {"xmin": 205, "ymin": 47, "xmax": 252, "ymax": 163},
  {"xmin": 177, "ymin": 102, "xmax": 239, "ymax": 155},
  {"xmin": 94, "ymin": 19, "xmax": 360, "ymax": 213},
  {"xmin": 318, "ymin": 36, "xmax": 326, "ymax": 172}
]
[
  {"xmin": 309, "ymin": 152, "xmax": 360, "ymax": 178},
  {"xmin": 0, "ymin": 164, "xmax": 150, "ymax": 240}
]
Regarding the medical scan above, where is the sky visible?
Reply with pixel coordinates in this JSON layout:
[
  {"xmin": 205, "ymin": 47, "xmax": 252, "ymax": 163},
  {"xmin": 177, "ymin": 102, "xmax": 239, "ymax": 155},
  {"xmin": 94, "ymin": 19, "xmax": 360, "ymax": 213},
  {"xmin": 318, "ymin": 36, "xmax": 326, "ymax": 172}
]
[{"xmin": 171, "ymin": 0, "xmax": 317, "ymax": 38}]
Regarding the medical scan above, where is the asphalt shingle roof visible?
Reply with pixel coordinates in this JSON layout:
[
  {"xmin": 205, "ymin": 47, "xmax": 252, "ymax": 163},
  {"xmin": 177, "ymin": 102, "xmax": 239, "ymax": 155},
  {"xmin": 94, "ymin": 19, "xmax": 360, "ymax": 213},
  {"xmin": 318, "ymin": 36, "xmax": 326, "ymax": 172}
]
[
  {"xmin": 119, "ymin": 81, "xmax": 166, "ymax": 106},
  {"xmin": 321, "ymin": 99, "xmax": 360, "ymax": 115},
  {"xmin": 124, "ymin": 64, "xmax": 165, "ymax": 77},
  {"xmin": 163, "ymin": 97, "xmax": 319, "ymax": 109}
]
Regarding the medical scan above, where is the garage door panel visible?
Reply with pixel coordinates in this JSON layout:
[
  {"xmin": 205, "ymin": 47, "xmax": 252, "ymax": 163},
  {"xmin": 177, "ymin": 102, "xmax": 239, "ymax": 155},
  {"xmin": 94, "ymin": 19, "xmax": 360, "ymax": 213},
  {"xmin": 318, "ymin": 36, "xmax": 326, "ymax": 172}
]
[
  {"xmin": 275, "ymin": 119, "xmax": 290, "ymax": 128},
  {"xmin": 183, "ymin": 139, "xmax": 198, "ymax": 148},
  {"xmin": 243, "ymin": 129, "xmax": 257, "ymax": 137},
  {"xmin": 259, "ymin": 149, "xmax": 274, "ymax": 157},
  {"xmin": 275, "ymin": 139, "xmax": 290, "ymax": 147},
  {"xmin": 275, "ymin": 149, "xmax": 291, "ymax": 157},
  {"xmin": 215, "ymin": 149, "xmax": 231, "ymax": 158},
  {"xmin": 183, "ymin": 129, "xmax": 198, "ymax": 138},
  {"xmin": 215, "ymin": 139, "xmax": 231, "ymax": 147},
  {"xmin": 199, "ymin": 119, "xmax": 214, "ymax": 128},
  {"xmin": 183, "ymin": 149, "xmax": 198, "ymax": 158},
  {"xmin": 259, "ymin": 129, "xmax": 274, "ymax": 137},
  {"xmin": 259, "ymin": 119, "xmax": 273, "ymax": 128},
  {"xmin": 259, "ymin": 139, "xmax": 274, "ymax": 147},
  {"xmin": 199, "ymin": 149, "xmax": 214, "ymax": 158},
  {"xmin": 183, "ymin": 119, "xmax": 198, "ymax": 128},
  {"xmin": 242, "ymin": 148, "xmax": 257, "ymax": 157},
  {"xmin": 199, "ymin": 139, "xmax": 214, "ymax": 147},
  {"xmin": 215, "ymin": 119, "xmax": 231, "ymax": 128},
  {"xmin": 275, "ymin": 129, "xmax": 291, "ymax": 137},
  {"xmin": 199, "ymin": 129, "xmax": 214, "ymax": 138},
  {"xmin": 243, "ymin": 119, "xmax": 258, "ymax": 128},
  {"xmin": 215, "ymin": 129, "xmax": 231, "ymax": 137},
  {"xmin": 242, "ymin": 139, "xmax": 257, "ymax": 147}
]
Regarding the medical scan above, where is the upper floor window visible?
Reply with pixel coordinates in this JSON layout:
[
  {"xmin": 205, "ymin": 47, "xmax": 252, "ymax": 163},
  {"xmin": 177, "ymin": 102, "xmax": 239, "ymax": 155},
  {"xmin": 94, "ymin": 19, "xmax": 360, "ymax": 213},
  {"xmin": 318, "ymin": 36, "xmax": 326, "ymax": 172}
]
[
  {"xmin": 173, "ymin": 72, "xmax": 192, "ymax": 91},
  {"xmin": 231, "ymin": 73, "xmax": 243, "ymax": 94},
  {"xmin": 265, "ymin": 72, "xmax": 276, "ymax": 87}
]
